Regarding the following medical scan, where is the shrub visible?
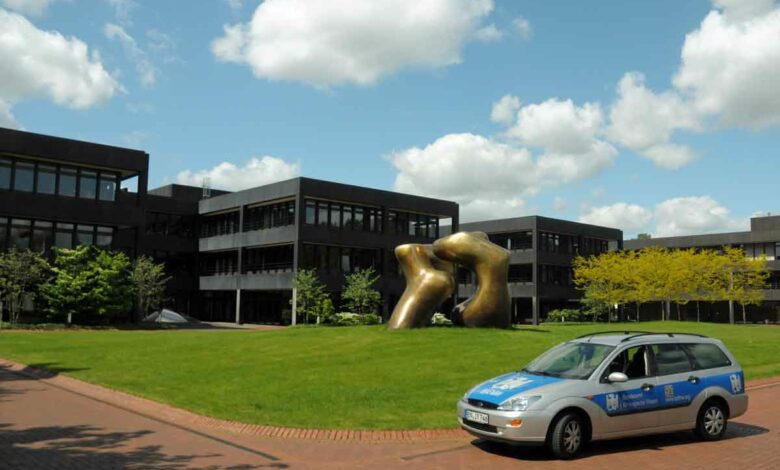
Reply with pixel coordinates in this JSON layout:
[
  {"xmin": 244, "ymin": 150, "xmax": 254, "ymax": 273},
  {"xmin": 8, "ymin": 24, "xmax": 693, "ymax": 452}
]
[
  {"xmin": 547, "ymin": 308, "xmax": 586, "ymax": 323},
  {"xmin": 431, "ymin": 313, "xmax": 453, "ymax": 326},
  {"xmin": 328, "ymin": 312, "xmax": 381, "ymax": 326}
]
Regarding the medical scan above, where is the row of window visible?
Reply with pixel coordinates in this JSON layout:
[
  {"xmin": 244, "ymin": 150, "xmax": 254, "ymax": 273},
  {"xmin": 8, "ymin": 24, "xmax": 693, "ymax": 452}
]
[
  {"xmin": 301, "ymin": 243, "xmax": 383, "ymax": 274},
  {"xmin": 388, "ymin": 210, "xmax": 440, "ymax": 238},
  {"xmin": 0, "ymin": 216, "xmax": 113, "ymax": 253},
  {"xmin": 304, "ymin": 199, "xmax": 383, "ymax": 233},
  {"xmin": 243, "ymin": 244, "xmax": 294, "ymax": 273},
  {"xmin": 538, "ymin": 264, "xmax": 575, "ymax": 287},
  {"xmin": 489, "ymin": 231, "xmax": 533, "ymax": 251},
  {"xmin": 146, "ymin": 212, "xmax": 197, "ymax": 238},
  {"xmin": 539, "ymin": 231, "xmax": 611, "ymax": 255},
  {"xmin": 458, "ymin": 264, "xmax": 537, "ymax": 285},
  {"xmin": 244, "ymin": 200, "xmax": 295, "ymax": 231},
  {"xmin": 0, "ymin": 156, "xmax": 118, "ymax": 202},
  {"xmin": 607, "ymin": 343, "xmax": 731, "ymax": 380},
  {"xmin": 200, "ymin": 250, "xmax": 238, "ymax": 276},
  {"xmin": 200, "ymin": 211, "xmax": 240, "ymax": 238}
]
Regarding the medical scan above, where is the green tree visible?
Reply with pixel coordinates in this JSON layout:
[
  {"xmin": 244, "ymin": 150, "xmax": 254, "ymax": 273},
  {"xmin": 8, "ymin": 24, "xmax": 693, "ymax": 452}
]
[
  {"xmin": 42, "ymin": 246, "xmax": 133, "ymax": 323},
  {"xmin": 130, "ymin": 256, "xmax": 172, "ymax": 321},
  {"xmin": 342, "ymin": 267, "xmax": 382, "ymax": 315},
  {"xmin": 291, "ymin": 268, "xmax": 328, "ymax": 324},
  {"xmin": 0, "ymin": 249, "xmax": 51, "ymax": 325},
  {"xmin": 717, "ymin": 247, "xmax": 769, "ymax": 324}
]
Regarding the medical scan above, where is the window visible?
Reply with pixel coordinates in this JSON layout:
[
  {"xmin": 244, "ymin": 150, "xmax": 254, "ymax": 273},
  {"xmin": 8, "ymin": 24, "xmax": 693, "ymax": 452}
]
[
  {"xmin": 98, "ymin": 173, "xmax": 117, "ymax": 201},
  {"xmin": 523, "ymin": 342, "xmax": 614, "ymax": 380},
  {"xmin": 305, "ymin": 200, "xmax": 316, "ymax": 224},
  {"xmin": 244, "ymin": 201, "xmax": 295, "ymax": 231},
  {"xmin": 10, "ymin": 218, "xmax": 31, "ymax": 249},
  {"xmin": 318, "ymin": 201, "xmax": 329, "ymax": 227},
  {"xmin": 96, "ymin": 226, "xmax": 114, "ymax": 248},
  {"xmin": 31, "ymin": 220, "xmax": 54, "ymax": 252},
  {"xmin": 13, "ymin": 161, "xmax": 34, "ymax": 192},
  {"xmin": 58, "ymin": 166, "xmax": 77, "ymax": 197},
  {"xmin": 605, "ymin": 346, "xmax": 650, "ymax": 380},
  {"xmin": 0, "ymin": 217, "xmax": 7, "ymax": 250},
  {"xmin": 242, "ymin": 244, "xmax": 293, "ymax": 273},
  {"xmin": 508, "ymin": 264, "xmax": 533, "ymax": 283},
  {"xmin": 78, "ymin": 170, "xmax": 97, "ymax": 199},
  {"xmin": 200, "ymin": 211, "xmax": 239, "ymax": 237},
  {"xmin": 651, "ymin": 344, "xmax": 693, "ymax": 376},
  {"xmin": 329, "ymin": 203, "xmax": 341, "ymax": 228},
  {"xmin": 55, "ymin": 223, "xmax": 74, "ymax": 248},
  {"xmin": 0, "ymin": 157, "xmax": 11, "ymax": 190},
  {"xmin": 539, "ymin": 265, "xmax": 574, "ymax": 286},
  {"xmin": 353, "ymin": 206, "xmax": 364, "ymax": 231},
  {"xmin": 683, "ymin": 343, "xmax": 731, "ymax": 370},
  {"xmin": 36, "ymin": 165, "xmax": 56, "ymax": 195},
  {"xmin": 76, "ymin": 224, "xmax": 95, "ymax": 246}
]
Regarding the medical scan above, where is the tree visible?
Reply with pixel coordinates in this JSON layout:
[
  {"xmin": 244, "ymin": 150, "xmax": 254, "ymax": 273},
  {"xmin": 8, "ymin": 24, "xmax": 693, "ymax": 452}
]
[
  {"xmin": 716, "ymin": 247, "xmax": 769, "ymax": 324},
  {"xmin": 342, "ymin": 267, "xmax": 382, "ymax": 315},
  {"xmin": 291, "ymin": 268, "xmax": 328, "ymax": 324},
  {"xmin": 573, "ymin": 250, "xmax": 634, "ymax": 321},
  {"xmin": 130, "ymin": 256, "xmax": 171, "ymax": 321},
  {"xmin": 42, "ymin": 246, "xmax": 133, "ymax": 323},
  {"xmin": 0, "ymin": 249, "xmax": 51, "ymax": 325},
  {"xmin": 637, "ymin": 233, "xmax": 652, "ymax": 240}
]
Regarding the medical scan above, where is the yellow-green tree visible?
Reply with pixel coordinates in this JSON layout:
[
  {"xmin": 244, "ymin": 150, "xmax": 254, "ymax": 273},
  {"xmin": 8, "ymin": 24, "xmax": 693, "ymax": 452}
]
[{"xmin": 716, "ymin": 247, "xmax": 769, "ymax": 324}]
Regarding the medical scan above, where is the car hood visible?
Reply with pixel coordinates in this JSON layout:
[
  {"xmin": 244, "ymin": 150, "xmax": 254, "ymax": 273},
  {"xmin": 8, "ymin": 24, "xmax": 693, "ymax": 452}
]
[{"xmin": 466, "ymin": 371, "xmax": 570, "ymax": 405}]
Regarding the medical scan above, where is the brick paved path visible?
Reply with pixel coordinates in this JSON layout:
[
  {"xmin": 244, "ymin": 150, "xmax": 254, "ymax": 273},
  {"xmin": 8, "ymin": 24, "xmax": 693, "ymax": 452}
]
[{"xmin": 1, "ymin": 359, "xmax": 778, "ymax": 469}]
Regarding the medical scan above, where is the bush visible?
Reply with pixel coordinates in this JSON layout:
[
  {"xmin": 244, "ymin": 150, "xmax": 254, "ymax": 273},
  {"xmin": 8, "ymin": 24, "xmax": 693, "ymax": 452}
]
[
  {"xmin": 328, "ymin": 312, "xmax": 381, "ymax": 326},
  {"xmin": 431, "ymin": 313, "xmax": 453, "ymax": 326},
  {"xmin": 547, "ymin": 308, "xmax": 586, "ymax": 323}
]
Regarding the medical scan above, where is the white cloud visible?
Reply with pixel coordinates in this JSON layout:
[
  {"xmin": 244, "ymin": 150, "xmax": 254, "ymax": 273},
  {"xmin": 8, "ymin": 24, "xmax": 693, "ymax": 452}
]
[
  {"xmin": 0, "ymin": 99, "xmax": 19, "ymax": 129},
  {"xmin": 712, "ymin": 0, "xmax": 775, "ymax": 20},
  {"xmin": 106, "ymin": 0, "xmax": 135, "ymax": 26},
  {"xmin": 607, "ymin": 72, "xmax": 699, "ymax": 169},
  {"xmin": 104, "ymin": 23, "xmax": 157, "ymax": 87},
  {"xmin": 673, "ymin": 7, "xmax": 780, "ymax": 129},
  {"xmin": 508, "ymin": 98, "xmax": 605, "ymax": 154},
  {"xmin": 176, "ymin": 156, "xmax": 300, "ymax": 191},
  {"xmin": 490, "ymin": 94, "xmax": 520, "ymax": 125},
  {"xmin": 211, "ymin": 0, "xmax": 498, "ymax": 87},
  {"xmin": 474, "ymin": 24, "xmax": 504, "ymax": 42},
  {"xmin": 1, "ymin": 0, "xmax": 56, "ymax": 16},
  {"xmin": 654, "ymin": 196, "xmax": 747, "ymax": 236},
  {"xmin": 224, "ymin": 0, "xmax": 243, "ymax": 12},
  {"xmin": 512, "ymin": 16, "xmax": 532, "ymax": 40},
  {"xmin": 0, "ymin": 9, "xmax": 119, "ymax": 125},
  {"xmin": 579, "ymin": 203, "xmax": 653, "ymax": 232}
]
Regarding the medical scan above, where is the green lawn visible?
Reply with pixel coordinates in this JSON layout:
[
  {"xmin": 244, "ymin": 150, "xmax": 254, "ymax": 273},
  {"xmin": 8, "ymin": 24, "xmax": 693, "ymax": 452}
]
[{"xmin": 0, "ymin": 322, "xmax": 777, "ymax": 430}]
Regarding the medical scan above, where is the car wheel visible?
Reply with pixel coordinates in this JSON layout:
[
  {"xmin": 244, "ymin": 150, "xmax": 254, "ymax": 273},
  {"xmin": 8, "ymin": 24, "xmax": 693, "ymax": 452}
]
[
  {"xmin": 548, "ymin": 412, "xmax": 585, "ymax": 459},
  {"xmin": 695, "ymin": 400, "xmax": 728, "ymax": 441}
]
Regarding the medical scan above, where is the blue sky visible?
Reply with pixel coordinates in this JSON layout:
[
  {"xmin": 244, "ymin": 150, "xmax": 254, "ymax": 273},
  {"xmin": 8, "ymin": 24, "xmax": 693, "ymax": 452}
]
[{"xmin": 1, "ymin": 0, "xmax": 778, "ymax": 238}]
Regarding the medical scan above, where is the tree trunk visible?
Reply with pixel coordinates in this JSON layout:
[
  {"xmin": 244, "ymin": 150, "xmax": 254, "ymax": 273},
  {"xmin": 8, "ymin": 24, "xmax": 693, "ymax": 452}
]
[
  {"xmin": 696, "ymin": 301, "xmax": 700, "ymax": 322},
  {"xmin": 636, "ymin": 302, "xmax": 640, "ymax": 322},
  {"xmin": 742, "ymin": 304, "xmax": 746, "ymax": 324},
  {"xmin": 728, "ymin": 300, "xmax": 735, "ymax": 324},
  {"xmin": 676, "ymin": 303, "xmax": 681, "ymax": 321},
  {"xmin": 660, "ymin": 302, "xmax": 664, "ymax": 321},
  {"xmin": 0, "ymin": 299, "xmax": 3, "ymax": 329}
]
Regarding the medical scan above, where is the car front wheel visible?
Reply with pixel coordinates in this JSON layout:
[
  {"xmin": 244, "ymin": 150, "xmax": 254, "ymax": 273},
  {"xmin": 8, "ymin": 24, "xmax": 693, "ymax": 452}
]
[
  {"xmin": 548, "ymin": 412, "xmax": 585, "ymax": 459},
  {"xmin": 695, "ymin": 400, "xmax": 728, "ymax": 441}
]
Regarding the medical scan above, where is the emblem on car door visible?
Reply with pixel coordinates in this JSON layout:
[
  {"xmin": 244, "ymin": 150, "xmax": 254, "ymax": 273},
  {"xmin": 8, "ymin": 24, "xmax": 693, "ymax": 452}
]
[
  {"xmin": 730, "ymin": 374, "xmax": 742, "ymax": 393},
  {"xmin": 606, "ymin": 393, "xmax": 619, "ymax": 412}
]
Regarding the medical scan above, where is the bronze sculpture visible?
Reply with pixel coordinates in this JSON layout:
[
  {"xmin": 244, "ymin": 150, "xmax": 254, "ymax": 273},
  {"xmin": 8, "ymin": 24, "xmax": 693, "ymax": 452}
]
[{"xmin": 387, "ymin": 231, "xmax": 511, "ymax": 329}]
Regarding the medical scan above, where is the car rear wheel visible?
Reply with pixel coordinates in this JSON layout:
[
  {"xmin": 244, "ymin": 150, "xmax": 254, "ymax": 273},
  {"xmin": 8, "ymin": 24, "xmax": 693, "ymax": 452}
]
[
  {"xmin": 695, "ymin": 400, "xmax": 728, "ymax": 441},
  {"xmin": 548, "ymin": 412, "xmax": 585, "ymax": 459}
]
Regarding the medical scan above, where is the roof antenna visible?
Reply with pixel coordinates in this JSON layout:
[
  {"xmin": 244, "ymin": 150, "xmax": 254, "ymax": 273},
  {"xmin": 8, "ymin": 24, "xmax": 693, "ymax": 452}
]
[{"xmin": 202, "ymin": 176, "xmax": 211, "ymax": 199}]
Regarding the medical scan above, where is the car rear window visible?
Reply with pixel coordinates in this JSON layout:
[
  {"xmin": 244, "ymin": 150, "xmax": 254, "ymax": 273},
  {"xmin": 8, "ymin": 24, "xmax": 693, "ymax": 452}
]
[{"xmin": 682, "ymin": 343, "xmax": 732, "ymax": 370}]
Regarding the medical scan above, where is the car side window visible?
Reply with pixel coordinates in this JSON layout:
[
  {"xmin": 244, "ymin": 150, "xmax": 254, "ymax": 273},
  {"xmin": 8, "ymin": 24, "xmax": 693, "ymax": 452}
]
[
  {"xmin": 605, "ymin": 346, "xmax": 650, "ymax": 380},
  {"xmin": 682, "ymin": 343, "xmax": 732, "ymax": 370},
  {"xmin": 651, "ymin": 344, "xmax": 693, "ymax": 376}
]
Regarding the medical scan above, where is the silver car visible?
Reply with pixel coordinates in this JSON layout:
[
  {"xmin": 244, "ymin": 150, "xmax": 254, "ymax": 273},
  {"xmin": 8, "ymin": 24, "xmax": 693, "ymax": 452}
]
[{"xmin": 458, "ymin": 332, "xmax": 748, "ymax": 459}]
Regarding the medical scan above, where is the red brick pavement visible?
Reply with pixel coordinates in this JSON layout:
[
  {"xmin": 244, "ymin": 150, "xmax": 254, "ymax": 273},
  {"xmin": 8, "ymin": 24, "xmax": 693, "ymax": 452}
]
[{"xmin": 1, "ymin": 357, "xmax": 778, "ymax": 469}]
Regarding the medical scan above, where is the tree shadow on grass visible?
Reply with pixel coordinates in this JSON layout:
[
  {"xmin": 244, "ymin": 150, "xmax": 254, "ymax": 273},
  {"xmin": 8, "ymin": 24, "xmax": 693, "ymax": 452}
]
[
  {"xmin": 472, "ymin": 422, "xmax": 770, "ymax": 462},
  {"xmin": 0, "ymin": 423, "xmax": 288, "ymax": 469}
]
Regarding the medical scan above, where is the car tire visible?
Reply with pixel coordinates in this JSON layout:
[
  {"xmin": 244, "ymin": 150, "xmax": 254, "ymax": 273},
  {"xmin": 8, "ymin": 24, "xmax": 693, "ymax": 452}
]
[
  {"xmin": 548, "ymin": 412, "xmax": 585, "ymax": 460},
  {"xmin": 695, "ymin": 400, "xmax": 728, "ymax": 441}
]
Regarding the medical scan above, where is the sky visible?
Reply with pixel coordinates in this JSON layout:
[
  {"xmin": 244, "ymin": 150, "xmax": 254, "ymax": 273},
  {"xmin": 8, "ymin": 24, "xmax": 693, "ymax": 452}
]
[{"xmin": 1, "ymin": 0, "xmax": 778, "ymax": 239}]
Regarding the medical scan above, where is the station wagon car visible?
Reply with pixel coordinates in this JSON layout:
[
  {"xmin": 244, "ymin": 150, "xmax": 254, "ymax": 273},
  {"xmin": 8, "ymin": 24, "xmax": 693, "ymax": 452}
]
[{"xmin": 458, "ymin": 332, "xmax": 748, "ymax": 459}]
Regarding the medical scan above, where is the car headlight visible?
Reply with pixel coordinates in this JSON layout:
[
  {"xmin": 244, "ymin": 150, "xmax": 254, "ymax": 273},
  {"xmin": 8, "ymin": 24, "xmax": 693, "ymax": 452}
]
[{"xmin": 497, "ymin": 395, "xmax": 541, "ymax": 412}]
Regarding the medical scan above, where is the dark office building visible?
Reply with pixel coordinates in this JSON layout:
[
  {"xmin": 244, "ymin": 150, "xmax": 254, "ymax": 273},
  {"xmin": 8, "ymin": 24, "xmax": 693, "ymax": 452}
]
[
  {"xmin": 458, "ymin": 216, "xmax": 623, "ymax": 324},
  {"xmin": 625, "ymin": 215, "xmax": 780, "ymax": 322},
  {"xmin": 196, "ymin": 177, "xmax": 458, "ymax": 324}
]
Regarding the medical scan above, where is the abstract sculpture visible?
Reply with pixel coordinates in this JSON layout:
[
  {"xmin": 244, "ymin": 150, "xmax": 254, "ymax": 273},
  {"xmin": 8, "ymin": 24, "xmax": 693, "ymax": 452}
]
[{"xmin": 387, "ymin": 231, "xmax": 511, "ymax": 329}]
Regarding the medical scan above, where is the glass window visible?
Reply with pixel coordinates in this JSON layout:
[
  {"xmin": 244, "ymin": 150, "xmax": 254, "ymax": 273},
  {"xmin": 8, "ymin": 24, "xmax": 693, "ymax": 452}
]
[
  {"xmin": 31, "ymin": 220, "xmax": 54, "ymax": 252},
  {"xmin": 341, "ymin": 247, "xmax": 351, "ymax": 272},
  {"xmin": 342, "ymin": 205, "xmax": 353, "ymax": 230},
  {"xmin": 79, "ymin": 170, "xmax": 97, "ymax": 199},
  {"xmin": 10, "ymin": 218, "xmax": 31, "ymax": 250},
  {"xmin": 55, "ymin": 223, "xmax": 74, "ymax": 248},
  {"xmin": 0, "ymin": 217, "xmax": 8, "ymax": 250},
  {"xmin": 96, "ymin": 226, "xmax": 114, "ymax": 247},
  {"xmin": 683, "ymin": 343, "xmax": 731, "ymax": 370},
  {"xmin": 330, "ymin": 203, "xmax": 341, "ymax": 228},
  {"xmin": 98, "ymin": 173, "xmax": 117, "ymax": 201},
  {"xmin": 305, "ymin": 200, "xmax": 316, "ymax": 225},
  {"xmin": 76, "ymin": 224, "xmax": 95, "ymax": 245},
  {"xmin": 604, "ymin": 346, "xmax": 651, "ymax": 380},
  {"xmin": 0, "ymin": 157, "xmax": 11, "ymax": 190},
  {"xmin": 318, "ymin": 201, "xmax": 329, "ymax": 227},
  {"xmin": 13, "ymin": 161, "xmax": 34, "ymax": 192},
  {"xmin": 353, "ymin": 206, "xmax": 364, "ymax": 230},
  {"xmin": 58, "ymin": 166, "xmax": 77, "ymax": 197},
  {"xmin": 651, "ymin": 344, "xmax": 693, "ymax": 376},
  {"xmin": 523, "ymin": 342, "xmax": 614, "ymax": 380},
  {"xmin": 36, "ymin": 164, "xmax": 56, "ymax": 195}
]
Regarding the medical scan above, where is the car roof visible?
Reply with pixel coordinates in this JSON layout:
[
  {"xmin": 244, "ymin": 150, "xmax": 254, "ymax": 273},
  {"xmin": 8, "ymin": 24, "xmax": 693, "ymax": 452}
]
[{"xmin": 571, "ymin": 331, "xmax": 719, "ymax": 347}]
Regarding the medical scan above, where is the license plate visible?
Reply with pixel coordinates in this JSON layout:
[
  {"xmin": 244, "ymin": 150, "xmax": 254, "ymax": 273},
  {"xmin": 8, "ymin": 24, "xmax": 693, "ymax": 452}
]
[{"xmin": 464, "ymin": 410, "xmax": 489, "ymax": 424}]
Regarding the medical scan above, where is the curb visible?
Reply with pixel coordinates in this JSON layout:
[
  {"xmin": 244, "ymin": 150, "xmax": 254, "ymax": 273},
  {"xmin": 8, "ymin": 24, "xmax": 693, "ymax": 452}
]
[{"xmin": 2, "ymin": 357, "xmax": 777, "ymax": 443}]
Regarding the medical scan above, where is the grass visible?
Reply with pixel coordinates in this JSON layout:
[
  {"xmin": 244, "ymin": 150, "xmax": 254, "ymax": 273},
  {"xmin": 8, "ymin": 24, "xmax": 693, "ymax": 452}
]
[{"xmin": 0, "ymin": 322, "xmax": 778, "ymax": 430}]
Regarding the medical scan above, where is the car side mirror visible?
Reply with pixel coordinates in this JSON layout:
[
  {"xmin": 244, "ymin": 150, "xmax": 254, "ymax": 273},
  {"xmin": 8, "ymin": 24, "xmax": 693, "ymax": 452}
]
[{"xmin": 607, "ymin": 372, "xmax": 628, "ymax": 383}]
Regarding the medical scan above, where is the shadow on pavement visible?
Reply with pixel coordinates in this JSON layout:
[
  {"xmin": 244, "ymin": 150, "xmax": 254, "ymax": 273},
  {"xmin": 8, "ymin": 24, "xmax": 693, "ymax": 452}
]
[
  {"xmin": 0, "ymin": 423, "xmax": 288, "ymax": 470},
  {"xmin": 472, "ymin": 421, "xmax": 770, "ymax": 461}
]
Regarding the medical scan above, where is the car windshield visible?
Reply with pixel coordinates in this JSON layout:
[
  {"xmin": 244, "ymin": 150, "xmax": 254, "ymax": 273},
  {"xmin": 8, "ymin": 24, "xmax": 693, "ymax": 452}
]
[{"xmin": 522, "ymin": 342, "xmax": 614, "ymax": 380}]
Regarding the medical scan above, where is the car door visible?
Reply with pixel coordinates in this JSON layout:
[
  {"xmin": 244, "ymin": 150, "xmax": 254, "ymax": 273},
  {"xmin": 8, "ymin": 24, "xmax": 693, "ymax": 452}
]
[
  {"xmin": 649, "ymin": 343, "xmax": 701, "ymax": 428},
  {"xmin": 591, "ymin": 345, "xmax": 659, "ymax": 437}
]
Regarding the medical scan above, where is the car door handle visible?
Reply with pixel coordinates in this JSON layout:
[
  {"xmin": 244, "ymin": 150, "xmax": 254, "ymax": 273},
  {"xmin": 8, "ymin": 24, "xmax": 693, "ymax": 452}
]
[
  {"xmin": 688, "ymin": 375, "xmax": 700, "ymax": 384},
  {"xmin": 641, "ymin": 383, "xmax": 654, "ymax": 392}
]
